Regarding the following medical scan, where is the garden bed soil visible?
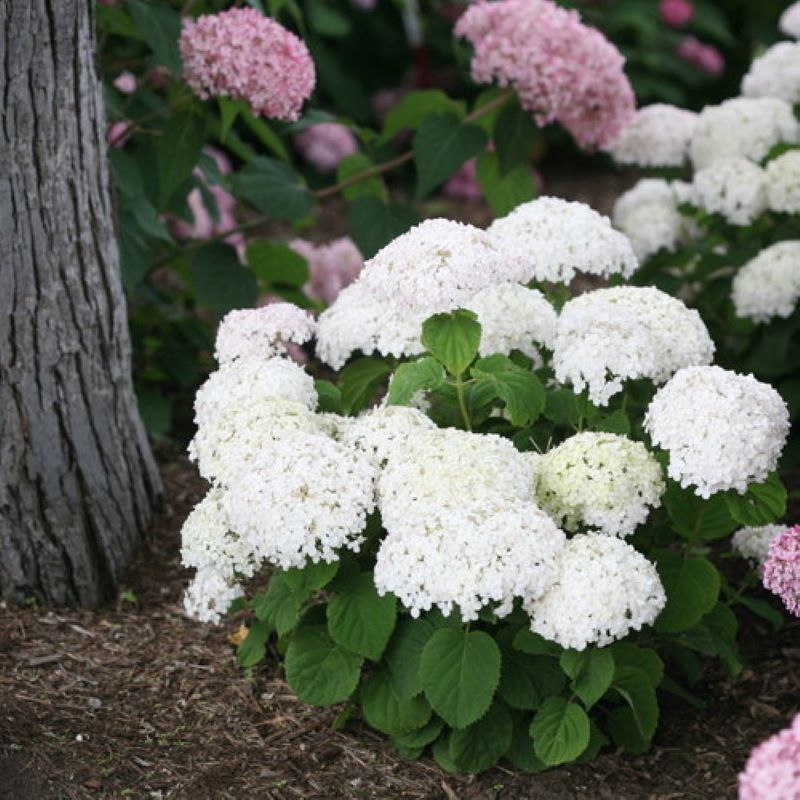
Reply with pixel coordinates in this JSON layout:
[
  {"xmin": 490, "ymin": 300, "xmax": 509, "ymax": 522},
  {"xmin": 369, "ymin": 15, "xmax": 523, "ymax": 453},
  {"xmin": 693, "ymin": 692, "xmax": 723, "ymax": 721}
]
[{"xmin": 0, "ymin": 459, "xmax": 798, "ymax": 800}]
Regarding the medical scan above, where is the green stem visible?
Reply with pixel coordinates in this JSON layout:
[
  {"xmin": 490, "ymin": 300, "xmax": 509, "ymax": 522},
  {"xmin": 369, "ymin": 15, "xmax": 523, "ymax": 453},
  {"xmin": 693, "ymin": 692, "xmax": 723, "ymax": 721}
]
[{"xmin": 454, "ymin": 373, "xmax": 472, "ymax": 432}]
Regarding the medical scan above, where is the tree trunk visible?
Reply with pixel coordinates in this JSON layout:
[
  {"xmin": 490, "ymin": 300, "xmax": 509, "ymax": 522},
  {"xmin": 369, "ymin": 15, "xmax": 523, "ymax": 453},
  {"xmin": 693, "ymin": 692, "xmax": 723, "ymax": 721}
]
[{"xmin": 0, "ymin": 0, "xmax": 163, "ymax": 605}]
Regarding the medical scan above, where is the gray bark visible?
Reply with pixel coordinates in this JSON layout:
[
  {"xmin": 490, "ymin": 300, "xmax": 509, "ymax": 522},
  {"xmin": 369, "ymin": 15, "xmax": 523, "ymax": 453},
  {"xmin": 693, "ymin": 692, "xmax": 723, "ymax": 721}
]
[{"xmin": 0, "ymin": 0, "xmax": 163, "ymax": 605}]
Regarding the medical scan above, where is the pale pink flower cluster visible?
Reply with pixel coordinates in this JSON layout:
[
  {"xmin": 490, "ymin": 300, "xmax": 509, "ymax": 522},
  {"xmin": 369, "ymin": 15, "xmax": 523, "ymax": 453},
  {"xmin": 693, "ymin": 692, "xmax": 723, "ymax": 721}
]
[
  {"xmin": 739, "ymin": 713, "xmax": 800, "ymax": 799},
  {"xmin": 677, "ymin": 36, "xmax": 725, "ymax": 75},
  {"xmin": 781, "ymin": 2, "xmax": 800, "ymax": 39},
  {"xmin": 454, "ymin": 0, "xmax": 635, "ymax": 148},
  {"xmin": 443, "ymin": 158, "xmax": 483, "ymax": 202},
  {"xmin": 660, "ymin": 0, "xmax": 693, "ymax": 27},
  {"xmin": 113, "ymin": 71, "xmax": 137, "ymax": 94},
  {"xmin": 762, "ymin": 525, "xmax": 800, "ymax": 617},
  {"xmin": 289, "ymin": 237, "xmax": 365, "ymax": 306},
  {"xmin": 293, "ymin": 123, "xmax": 359, "ymax": 173},
  {"xmin": 180, "ymin": 8, "xmax": 315, "ymax": 122}
]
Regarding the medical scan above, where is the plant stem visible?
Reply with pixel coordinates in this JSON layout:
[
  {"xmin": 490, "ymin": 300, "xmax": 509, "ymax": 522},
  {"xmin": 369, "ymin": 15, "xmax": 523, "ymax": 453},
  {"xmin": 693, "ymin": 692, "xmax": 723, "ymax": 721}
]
[
  {"xmin": 455, "ymin": 374, "xmax": 473, "ymax": 432},
  {"xmin": 109, "ymin": 92, "xmax": 194, "ymax": 146}
]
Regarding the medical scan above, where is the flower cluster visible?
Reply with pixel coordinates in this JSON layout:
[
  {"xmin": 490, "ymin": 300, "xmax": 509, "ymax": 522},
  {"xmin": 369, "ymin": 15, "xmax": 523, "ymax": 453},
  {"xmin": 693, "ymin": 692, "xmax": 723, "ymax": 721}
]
[
  {"xmin": 732, "ymin": 241, "xmax": 800, "ymax": 323},
  {"xmin": 606, "ymin": 104, "xmax": 698, "ymax": 167},
  {"xmin": 289, "ymin": 237, "xmax": 364, "ymax": 306},
  {"xmin": 691, "ymin": 157, "xmax": 767, "ymax": 226},
  {"xmin": 676, "ymin": 36, "xmax": 724, "ymax": 75},
  {"xmin": 762, "ymin": 526, "xmax": 800, "ymax": 616},
  {"xmin": 180, "ymin": 8, "xmax": 315, "ymax": 121},
  {"xmin": 645, "ymin": 366, "xmax": 790, "ymax": 497},
  {"xmin": 552, "ymin": 286, "xmax": 715, "ymax": 405},
  {"xmin": 293, "ymin": 122, "xmax": 359, "ymax": 172},
  {"xmin": 765, "ymin": 150, "xmax": 800, "ymax": 214},
  {"xmin": 780, "ymin": 2, "xmax": 800, "ymax": 39},
  {"xmin": 739, "ymin": 713, "xmax": 800, "ymax": 800},
  {"xmin": 454, "ymin": 0, "xmax": 635, "ymax": 148},
  {"xmin": 741, "ymin": 42, "xmax": 800, "ymax": 105},
  {"xmin": 533, "ymin": 432, "xmax": 665, "ymax": 537},
  {"xmin": 732, "ymin": 525, "xmax": 787, "ymax": 568}
]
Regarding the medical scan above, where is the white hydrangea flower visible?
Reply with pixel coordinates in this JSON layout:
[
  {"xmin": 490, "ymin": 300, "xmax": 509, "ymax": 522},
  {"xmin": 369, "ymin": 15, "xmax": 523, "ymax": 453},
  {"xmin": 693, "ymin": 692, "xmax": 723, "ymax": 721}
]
[
  {"xmin": 487, "ymin": 197, "xmax": 638, "ymax": 284},
  {"xmin": 525, "ymin": 533, "xmax": 666, "ymax": 651},
  {"xmin": 691, "ymin": 158, "xmax": 767, "ymax": 226},
  {"xmin": 465, "ymin": 283, "xmax": 557, "ymax": 363},
  {"xmin": 221, "ymin": 433, "xmax": 377, "ymax": 569},
  {"xmin": 645, "ymin": 366, "xmax": 790, "ymax": 498},
  {"xmin": 338, "ymin": 405, "xmax": 436, "ymax": 466},
  {"xmin": 689, "ymin": 97, "xmax": 800, "ymax": 169},
  {"xmin": 732, "ymin": 524, "xmax": 787, "ymax": 567},
  {"xmin": 183, "ymin": 568, "xmax": 244, "ymax": 625},
  {"xmin": 612, "ymin": 179, "xmax": 688, "ymax": 261},
  {"xmin": 358, "ymin": 218, "xmax": 512, "ymax": 313},
  {"xmin": 766, "ymin": 150, "xmax": 800, "ymax": 213},
  {"xmin": 552, "ymin": 286, "xmax": 715, "ymax": 406},
  {"xmin": 606, "ymin": 104, "xmax": 698, "ymax": 167},
  {"xmin": 214, "ymin": 303, "xmax": 315, "ymax": 364},
  {"xmin": 732, "ymin": 241, "xmax": 800, "ymax": 323},
  {"xmin": 374, "ymin": 498, "xmax": 566, "ymax": 621},
  {"xmin": 780, "ymin": 2, "xmax": 800, "ymax": 39},
  {"xmin": 741, "ymin": 42, "xmax": 800, "ymax": 104},
  {"xmin": 534, "ymin": 432, "xmax": 665, "ymax": 537}
]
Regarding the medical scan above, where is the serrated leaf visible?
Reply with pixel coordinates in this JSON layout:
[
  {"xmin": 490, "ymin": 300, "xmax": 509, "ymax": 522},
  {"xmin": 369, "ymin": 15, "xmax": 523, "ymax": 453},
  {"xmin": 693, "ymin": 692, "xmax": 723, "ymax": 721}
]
[
  {"xmin": 419, "ymin": 628, "xmax": 501, "ymax": 729},
  {"xmin": 338, "ymin": 357, "xmax": 391, "ymax": 414},
  {"xmin": 737, "ymin": 596, "xmax": 783, "ymax": 631},
  {"xmin": 337, "ymin": 153, "xmax": 387, "ymax": 202},
  {"xmin": 432, "ymin": 733, "xmax": 459, "ymax": 773},
  {"xmin": 725, "ymin": 473, "xmax": 787, "ymax": 527},
  {"xmin": 254, "ymin": 573, "xmax": 301, "ymax": 636},
  {"xmin": 421, "ymin": 310, "xmax": 481, "ymax": 377},
  {"xmin": 449, "ymin": 703, "xmax": 513, "ymax": 773},
  {"xmin": 506, "ymin": 712, "xmax": 548, "ymax": 772},
  {"xmin": 247, "ymin": 241, "xmax": 310, "ymax": 287},
  {"xmin": 559, "ymin": 648, "xmax": 614, "ymax": 710},
  {"xmin": 346, "ymin": 196, "xmax": 419, "ymax": 259},
  {"xmin": 285, "ymin": 626, "xmax": 363, "ymax": 706},
  {"xmin": 654, "ymin": 552, "xmax": 720, "ymax": 633},
  {"xmin": 393, "ymin": 717, "xmax": 444, "ymax": 749},
  {"xmin": 326, "ymin": 571, "xmax": 397, "ymax": 660},
  {"xmin": 664, "ymin": 481, "xmax": 737, "ymax": 541},
  {"xmin": 471, "ymin": 355, "xmax": 545, "ymax": 426},
  {"xmin": 128, "ymin": 0, "xmax": 181, "ymax": 74},
  {"xmin": 387, "ymin": 358, "xmax": 445, "ymax": 406},
  {"xmin": 543, "ymin": 389, "xmax": 580, "ymax": 427},
  {"xmin": 493, "ymin": 102, "xmax": 538, "ymax": 175},
  {"xmin": 157, "ymin": 110, "xmax": 207, "ymax": 208},
  {"xmin": 498, "ymin": 649, "xmax": 565, "ymax": 710},
  {"xmin": 512, "ymin": 628, "xmax": 562, "ymax": 657},
  {"xmin": 530, "ymin": 698, "xmax": 590, "ymax": 766},
  {"xmin": 217, "ymin": 97, "xmax": 246, "ymax": 143},
  {"xmin": 283, "ymin": 561, "xmax": 339, "ymax": 595},
  {"xmin": 591, "ymin": 409, "xmax": 631, "ymax": 436},
  {"xmin": 231, "ymin": 157, "xmax": 314, "ymax": 222},
  {"xmin": 380, "ymin": 90, "xmax": 465, "ymax": 143},
  {"xmin": 237, "ymin": 620, "xmax": 271, "ymax": 668},
  {"xmin": 608, "ymin": 643, "xmax": 664, "ymax": 687},
  {"xmin": 307, "ymin": 0, "xmax": 351, "ymax": 36},
  {"xmin": 384, "ymin": 617, "xmax": 443, "ymax": 699},
  {"xmin": 188, "ymin": 243, "xmax": 258, "ymax": 316},
  {"xmin": 609, "ymin": 666, "xmax": 659, "ymax": 752},
  {"xmin": 360, "ymin": 668, "xmax": 431, "ymax": 736},
  {"xmin": 475, "ymin": 150, "xmax": 536, "ymax": 217},
  {"xmin": 315, "ymin": 380, "xmax": 343, "ymax": 414}
]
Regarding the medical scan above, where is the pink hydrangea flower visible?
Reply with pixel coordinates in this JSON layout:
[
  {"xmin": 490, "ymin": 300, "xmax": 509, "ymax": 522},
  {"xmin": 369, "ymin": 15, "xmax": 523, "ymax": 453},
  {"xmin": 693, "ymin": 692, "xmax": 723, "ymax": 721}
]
[
  {"xmin": 660, "ymin": 0, "xmax": 694, "ymax": 27},
  {"xmin": 113, "ymin": 71, "xmax": 137, "ymax": 94},
  {"xmin": 107, "ymin": 120, "xmax": 132, "ymax": 148},
  {"xmin": 180, "ymin": 8, "xmax": 315, "ymax": 122},
  {"xmin": 443, "ymin": 158, "xmax": 484, "ymax": 202},
  {"xmin": 289, "ymin": 237, "xmax": 364, "ymax": 306},
  {"xmin": 677, "ymin": 36, "xmax": 725, "ymax": 75},
  {"xmin": 454, "ymin": 0, "xmax": 635, "ymax": 149},
  {"xmin": 739, "ymin": 713, "xmax": 800, "ymax": 799},
  {"xmin": 762, "ymin": 525, "xmax": 800, "ymax": 616},
  {"xmin": 293, "ymin": 123, "xmax": 359, "ymax": 173}
]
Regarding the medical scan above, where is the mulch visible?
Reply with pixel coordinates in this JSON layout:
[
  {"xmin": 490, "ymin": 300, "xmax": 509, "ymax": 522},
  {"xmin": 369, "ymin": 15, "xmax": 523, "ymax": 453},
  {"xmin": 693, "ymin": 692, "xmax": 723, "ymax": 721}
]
[{"xmin": 0, "ymin": 458, "xmax": 798, "ymax": 800}]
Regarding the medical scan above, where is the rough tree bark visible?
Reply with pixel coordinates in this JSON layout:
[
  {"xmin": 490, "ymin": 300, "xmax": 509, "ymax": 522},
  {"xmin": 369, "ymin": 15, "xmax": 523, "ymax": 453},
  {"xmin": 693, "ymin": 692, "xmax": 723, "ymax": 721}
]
[{"xmin": 0, "ymin": 1, "xmax": 163, "ymax": 605}]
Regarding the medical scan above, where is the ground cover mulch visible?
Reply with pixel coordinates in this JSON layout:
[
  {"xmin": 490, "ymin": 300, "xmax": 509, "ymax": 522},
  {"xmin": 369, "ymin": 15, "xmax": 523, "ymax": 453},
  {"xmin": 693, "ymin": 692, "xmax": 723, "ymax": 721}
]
[{"xmin": 0, "ymin": 458, "xmax": 798, "ymax": 800}]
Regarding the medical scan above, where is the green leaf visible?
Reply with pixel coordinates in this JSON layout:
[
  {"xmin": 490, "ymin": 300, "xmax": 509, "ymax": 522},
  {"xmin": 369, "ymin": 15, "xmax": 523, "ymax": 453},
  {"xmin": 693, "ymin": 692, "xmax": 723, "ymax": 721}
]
[
  {"xmin": 493, "ymin": 103, "xmax": 538, "ymax": 175},
  {"xmin": 449, "ymin": 703, "xmax": 513, "ymax": 773},
  {"xmin": 475, "ymin": 150, "xmax": 536, "ymax": 217},
  {"xmin": 240, "ymin": 109, "xmax": 291, "ymax": 162},
  {"xmin": 307, "ymin": 0, "xmax": 351, "ymax": 36},
  {"xmin": 237, "ymin": 620, "xmax": 271, "ymax": 668},
  {"xmin": 530, "ymin": 698, "xmax": 590, "ymax": 766},
  {"xmin": 471, "ymin": 355, "xmax": 546, "ymax": 426},
  {"xmin": 506, "ymin": 712, "xmax": 548, "ymax": 772},
  {"xmin": 608, "ymin": 666, "xmax": 658, "ymax": 752},
  {"xmin": 231, "ymin": 157, "xmax": 314, "ymax": 222},
  {"xmin": 512, "ymin": 628, "xmax": 562, "ymax": 657},
  {"xmin": 608, "ymin": 643, "xmax": 664, "ymax": 687},
  {"xmin": 128, "ymin": 0, "xmax": 181, "ymax": 74},
  {"xmin": 283, "ymin": 561, "xmax": 339, "ymax": 596},
  {"xmin": 393, "ymin": 717, "xmax": 444, "ymax": 749},
  {"xmin": 97, "ymin": 6, "xmax": 145, "ymax": 39},
  {"xmin": 737, "ymin": 596, "xmax": 783, "ymax": 632},
  {"xmin": 157, "ymin": 110, "xmax": 207, "ymax": 208},
  {"xmin": 414, "ymin": 112, "xmax": 488, "ymax": 199},
  {"xmin": 380, "ymin": 90, "xmax": 465, "ymax": 143},
  {"xmin": 217, "ymin": 97, "xmax": 247, "ymax": 143},
  {"xmin": 326, "ymin": 571, "xmax": 397, "ymax": 660},
  {"xmin": 385, "ymin": 617, "xmax": 446, "ymax": 700},
  {"xmin": 346, "ymin": 197, "xmax": 418, "ymax": 259},
  {"xmin": 559, "ymin": 648, "xmax": 614, "ymax": 710},
  {"xmin": 421, "ymin": 310, "xmax": 481, "ymax": 377},
  {"xmin": 188, "ymin": 243, "xmax": 258, "ymax": 317},
  {"xmin": 664, "ymin": 482, "xmax": 737, "ymax": 541},
  {"xmin": 284, "ymin": 626, "xmax": 363, "ymax": 706},
  {"xmin": 591, "ymin": 409, "xmax": 631, "ymax": 436},
  {"xmin": 360, "ymin": 668, "xmax": 431, "ymax": 736},
  {"xmin": 498, "ymin": 650, "xmax": 564, "ymax": 710},
  {"xmin": 247, "ymin": 241, "xmax": 310, "ymax": 287},
  {"xmin": 338, "ymin": 357, "xmax": 391, "ymax": 414},
  {"xmin": 543, "ymin": 390, "xmax": 580, "ymax": 428},
  {"xmin": 337, "ymin": 153, "xmax": 387, "ymax": 203},
  {"xmin": 419, "ymin": 628, "xmax": 501, "ymax": 729},
  {"xmin": 314, "ymin": 380, "xmax": 343, "ymax": 414},
  {"xmin": 136, "ymin": 389, "xmax": 172, "ymax": 437},
  {"xmin": 725, "ymin": 473, "xmax": 787, "ymax": 527},
  {"xmin": 654, "ymin": 552, "xmax": 720, "ymax": 633},
  {"xmin": 432, "ymin": 733, "xmax": 460, "ymax": 773},
  {"xmin": 254, "ymin": 573, "xmax": 302, "ymax": 636},
  {"xmin": 387, "ymin": 358, "xmax": 445, "ymax": 406}
]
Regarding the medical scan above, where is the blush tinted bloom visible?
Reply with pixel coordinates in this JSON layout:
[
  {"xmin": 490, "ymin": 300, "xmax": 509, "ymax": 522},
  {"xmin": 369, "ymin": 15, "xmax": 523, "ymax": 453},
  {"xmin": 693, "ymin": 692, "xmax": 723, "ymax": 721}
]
[
  {"xmin": 442, "ymin": 158, "xmax": 483, "ymax": 202},
  {"xmin": 739, "ymin": 713, "xmax": 800, "ymax": 799},
  {"xmin": 289, "ymin": 237, "xmax": 364, "ymax": 306},
  {"xmin": 113, "ymin": 71, "xmax": 137, "ymax": 94},
  {"xmin": 180, "ymin": 8, "xmax": 315, "ymax": 122},
  {"xmin": 762, "ymin": 526, "xmax": 800, "ymax": 617},
  {"xmin": 660, "ymin": 0, "xmax": 693, "ymax": 27},
  {"xmin": 677, "ymin": 36, "xmax": 725, "ymax": 75},
  {"xmin": 293, "ymin": 122, "xmax": 359, "ymax": 172},
  {"xmin": 780, "ymin": 2, "xmax": 800, "ymax": 39},
  {"xmin": 455, "ymin": 0, "xmax": 635, "ymax": 148}
]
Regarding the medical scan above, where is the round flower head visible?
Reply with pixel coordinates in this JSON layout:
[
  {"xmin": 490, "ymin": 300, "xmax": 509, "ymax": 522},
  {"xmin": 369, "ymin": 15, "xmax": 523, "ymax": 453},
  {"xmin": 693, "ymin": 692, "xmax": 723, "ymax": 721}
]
[
  {"xmin": 525, "ymin": 533, "xmax": 666, "ymax": 650},
  {"xmin": 739, "ymin": 713, "xmax": 800, "ymax": 799},
  {"xmin": 465, "ymin": 283, "xmax": 557, "ymax": 362},
  {"xmin": 732, "ymin": 525, "xmax": 787, "ymax": 568},
  {"xmin": 552, "ymin": 286, "xmax": 715, "ymax": 406},
  {"xmin": 293, "ymin": 122, "xmax": 359, "ymax": 172},
  {"xmin": 766, "ymin": 150, "xmax": 800, "ymax": 214},
  {"xmin": 487, "ymin": 197, "xmax": 638, "ymax": 285},
  {"xmin": 762, "ymin": 526, "xmax": 800, "ymax": 617},
  {"xmin": 691, "ymin": 158, "xmax": 767, "ymax": 226},
  {"xmin": 374, "ymin": 498, "xmax": 566, "ymax": 621},
  {"xmin": 455, "ymin": 0, "xmax": 635, "ymax": 149},
  {"xmin": 221, "ymin": 433, "xmax": 377, "ymax": 570},
  {"xmin": 606, "ymin": 104, "xmax": 698, "ymax": 167},
  {"xmin": 534, "ymin": 432, "xmax": 665, "ymax": 537},
  {"xmin": 741, "ymin": 42, "xmax": 800, "ymax": 105},
  {"xmin": 180, "ymin": 8, "xmax": 315, "ymax": 121},
  {"xmin": 645, "ymin": 366, "xmax": 790, "ymax": 498},
  {"xmin": 732, "ymin": 241, "xmax": 800, "ymax": 323},
  {"xmin": 780, "ymin": 2, "xmax": 800, "ymax": 39},
  {"xmin": 184, "ymin": 568, "xmax": 244, "ymax": 625},
  {"xmin": 289, "ymin": 236, "xmax": 364, "ymax": 306},
  {"xmin": 689, "ymin": 97, "xmax": 800, "ymax": 170},
  {"xmin": 214, "ymin": 303, "xmax": 316, "ymax": 364},
  {"xmin": 358, "ymin": 218, "xmax": 510, "ymax": 313}
]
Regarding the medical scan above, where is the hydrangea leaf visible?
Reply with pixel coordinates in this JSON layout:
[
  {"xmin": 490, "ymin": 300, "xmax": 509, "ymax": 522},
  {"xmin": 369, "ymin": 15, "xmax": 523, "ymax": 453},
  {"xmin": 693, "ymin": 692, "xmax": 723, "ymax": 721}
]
[
  {"xmin": 189, "ymin": 243, "xmax": 259, "ymax": 317},
  {"xmin": 505, "ymin": 711, "xmax": 548, "ymax": 772},
  {"xmin": 387, "ymin": 357, "xmax": 445, "ymax": 407},
  {"xmin": 608, "ymin": 643, "xmax": 664, "ymax": 687},
  {"xmin": 128, "ymin": 0, "xmax": 181, "ymax": 74},
  {"xmin": 724, "ymin": 472, "xmax": 787, "ymax": 527},
  {"xmin": 338, "ymin": 357, "xmax": 392, "ymax": 415},
  {"xmin": 283, "ymin": 561, "xmax": 339, "ymax": 596},
  {"xmin": 471, "ymin": 355, "xmax": 546, "ymax": 426},
  {"xmin": 231, "ymin": 156, "xmax": 314, "ymax": 222},
  {"xmin": 654, "ymin": 551, "xmax": 720, "ymax": 633},
  {"xmin": 608, "ymin": 666, "xmax": 659, "ymax": 753},
  {"xmin": 664, "ymin": 481, "xmax": 737, "ymax": 541},
  {"xmin": 498, "ymin": 649, "xmax": 565, "ymax": 710},
  {"xmin": 384, "ymin": 616, "xmax": 445, "ymax": 699},
  {"xmin": 236, "ymin": 620, "xmax": 271, "ymax": 668},
  {"xmin": 475, "ymin": 151, "xmax": 536, "ymax": 217},
  {"xmin": 337, "ymin": 153, "xmax": 388, "ymax": 202},
  {"xmin": 432, "ymin": 733, "xmax": 460, "ymax": 774},
  {"xmin": 360, "ymin": 668, "xmax": 432, "ymax": 736},
  {"xmin": 493, "ymin": 102, "xmax": 539, "ymax": 176},
  {"xmin": 512, "ymin": 628, "xmax": 562, "ymax": 658},
  {"xmin": 392, "ymin": 717, "xmax": 445, "ymax": 750},
  {"xmin": 530, "ymin": 697, "xmax": 590, "ymax": 766},
  {"xmin": 422, "ymin": 310, "xmax": 482, "ymax": 377},
  {"xmin": 156, "ymin": 110, "xmax": 208, "ymax": 208},
  {"xmin": 346, "ymin": 196, "xmax": 419, "ymax": 259},
  {"xmin": 419, "ymin": 628, "xmax": 501, "ymax": 729},
  {"xmin": 380, "ymin": 90, "xmax": 465, "ymax": 143},
  {"xmin": 449, "ymin": 703, "xmax": 514, "ymax": 773},
  {"xmin": 247, "ymin": 241, "xmax": 310, "ymax": 288},
  {"xmin": 559, "ymin": 648, "xmax": 614, "ymax": 710},
  {"xmin": 254, "ymin": 573, "xmax": 302, "ymax": 636}
]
